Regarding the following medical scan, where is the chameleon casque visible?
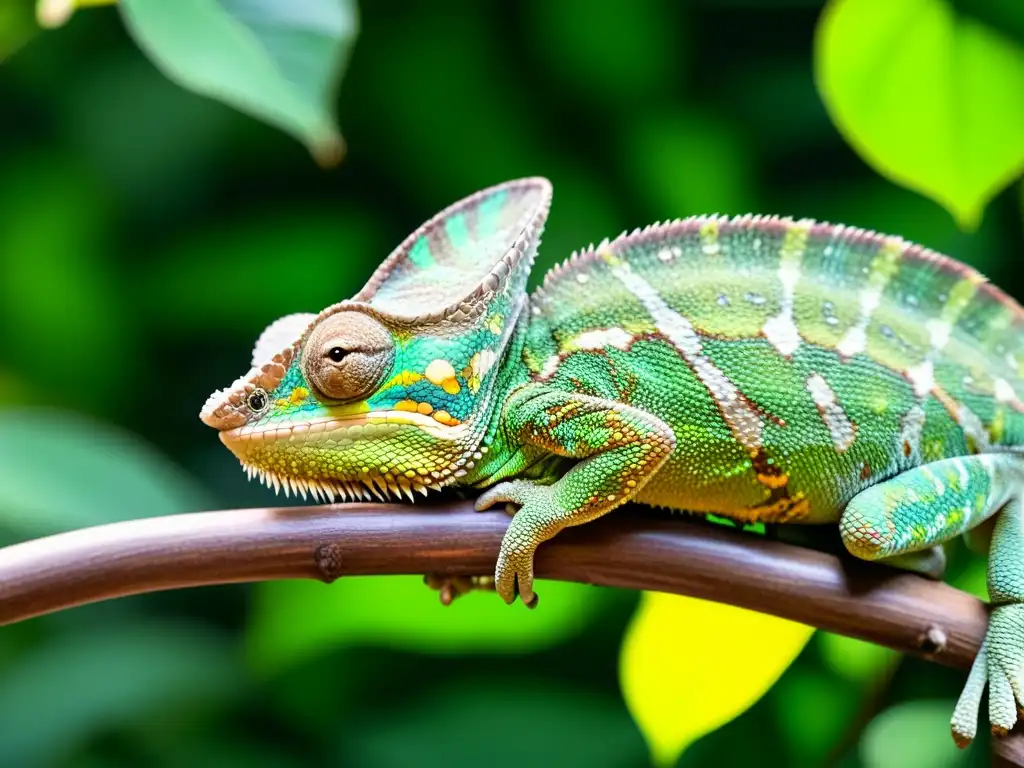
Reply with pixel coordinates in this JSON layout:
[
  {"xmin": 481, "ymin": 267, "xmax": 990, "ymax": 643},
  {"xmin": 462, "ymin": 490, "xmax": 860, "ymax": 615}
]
[{"xmin": 201, "ymin": 177, "xmax": 1024, "ymax": 747}]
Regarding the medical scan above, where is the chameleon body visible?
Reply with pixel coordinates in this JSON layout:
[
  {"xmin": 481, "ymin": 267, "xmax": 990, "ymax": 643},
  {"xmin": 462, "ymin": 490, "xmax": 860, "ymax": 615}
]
[{"xmin": 201, "ymin": 178, "xmax": 1024, "ymax": 746}]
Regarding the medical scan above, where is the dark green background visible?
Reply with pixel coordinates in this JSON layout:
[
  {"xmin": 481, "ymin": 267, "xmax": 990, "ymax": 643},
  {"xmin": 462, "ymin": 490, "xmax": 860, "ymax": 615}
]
[{"xmin": 0, "ymin": 1, "xmax": 1021, "ymax": 766}]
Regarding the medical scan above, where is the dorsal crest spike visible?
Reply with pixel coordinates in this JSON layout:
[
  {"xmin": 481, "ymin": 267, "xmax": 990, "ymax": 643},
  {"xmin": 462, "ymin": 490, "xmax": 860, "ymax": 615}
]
[{"xmin": 534, "ymin": 212, "xmax": 1024, "ymax": 343}]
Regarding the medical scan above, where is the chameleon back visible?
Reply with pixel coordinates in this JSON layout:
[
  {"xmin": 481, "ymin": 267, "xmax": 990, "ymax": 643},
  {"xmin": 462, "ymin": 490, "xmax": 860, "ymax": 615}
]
[{"xmin": 524, "ymin": 216, "xmax": 1024, "ymax": 523}]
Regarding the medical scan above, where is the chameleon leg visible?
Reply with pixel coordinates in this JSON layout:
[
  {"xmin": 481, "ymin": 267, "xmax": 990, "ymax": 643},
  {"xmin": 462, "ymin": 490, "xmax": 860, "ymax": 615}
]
[
  {"xmin": 475, "ymin": 384, "xmax": 675, "ymax": 606},
  {"xmin": 839, "ymin": 453, "xmax": 1024, "ymax": 746}
]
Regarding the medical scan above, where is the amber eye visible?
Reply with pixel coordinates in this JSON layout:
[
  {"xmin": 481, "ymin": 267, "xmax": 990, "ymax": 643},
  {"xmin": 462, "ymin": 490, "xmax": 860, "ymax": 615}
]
[
  {"xmin": 247, "ymin": 388, "xmax": 268, "ymax": 413},
  {"xmin": 302, "ymin": 311, "xmax": 394, "ymax": 401}
]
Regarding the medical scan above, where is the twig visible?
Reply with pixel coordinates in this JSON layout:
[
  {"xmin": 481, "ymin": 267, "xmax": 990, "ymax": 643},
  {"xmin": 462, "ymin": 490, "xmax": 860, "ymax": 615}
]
[{"xmin": 0, "ymin": 500, "xmax": 1017, "ymax": 763}]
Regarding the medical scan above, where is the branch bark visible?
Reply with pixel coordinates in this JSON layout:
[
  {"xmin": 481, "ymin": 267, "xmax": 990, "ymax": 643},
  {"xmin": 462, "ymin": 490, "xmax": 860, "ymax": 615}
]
[{"xmin": 0, "ymin": 499, "xmax": 1015, "ymax": 762}]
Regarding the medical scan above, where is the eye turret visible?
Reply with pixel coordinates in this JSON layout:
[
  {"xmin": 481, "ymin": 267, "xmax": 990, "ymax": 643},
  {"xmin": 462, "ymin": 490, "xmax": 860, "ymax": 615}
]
[
  {"xmin": 302, "ymin": 311, "xmax": 394, "ymax": 401},
  {"xmin": 246, "ymin": 388, "xmax": 269, "ymax": 413}
]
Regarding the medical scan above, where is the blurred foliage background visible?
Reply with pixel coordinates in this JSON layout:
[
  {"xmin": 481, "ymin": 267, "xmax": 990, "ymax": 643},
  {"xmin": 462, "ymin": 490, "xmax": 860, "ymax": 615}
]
[{"xmin": 1, "ymin": 0, "xmax": 1023, "ymax": 766}]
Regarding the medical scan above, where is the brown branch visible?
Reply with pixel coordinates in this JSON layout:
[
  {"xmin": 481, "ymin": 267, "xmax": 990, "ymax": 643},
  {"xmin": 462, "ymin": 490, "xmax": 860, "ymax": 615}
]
[{"xmin": 0, "ymin": 499, "xmax": 1017, "ymax": 763}]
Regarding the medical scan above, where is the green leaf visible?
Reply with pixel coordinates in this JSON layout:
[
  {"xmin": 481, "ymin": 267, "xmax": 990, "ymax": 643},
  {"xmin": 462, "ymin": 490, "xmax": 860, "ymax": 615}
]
[
  {"xmin": 618, "ymin": 591, "xmax": 815, "ymax": 766},
  {"xmin": 118, "ymin": 0, "xmax": 358, "ymax": 165},
  {"xmin": 814, "ymin": 0, "xmax": 1024, "ymax": 230},
  {"xmin": 0, "ymin": 620, "xmax": 244, "ymax": 766},
  {"xmin": 337, "ymin": 679, "xmax": 645, "ymax": 768},
  {"xmin": 860, "ymin": 699, "xmax": 969, "ymax": 768},
  {"xmin": 0, "ymin": 408, "xmax": 210, "ymax": 538},
  {"xmin": 247, "ymin": 576, "xmax": 612, "ymax": 675}
]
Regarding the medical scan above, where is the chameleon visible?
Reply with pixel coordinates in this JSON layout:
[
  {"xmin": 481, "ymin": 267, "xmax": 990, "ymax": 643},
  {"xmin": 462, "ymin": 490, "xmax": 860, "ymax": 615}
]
[{"xmin": 200, "ymin": 177, "xmax": 1024, "ymax": 747}]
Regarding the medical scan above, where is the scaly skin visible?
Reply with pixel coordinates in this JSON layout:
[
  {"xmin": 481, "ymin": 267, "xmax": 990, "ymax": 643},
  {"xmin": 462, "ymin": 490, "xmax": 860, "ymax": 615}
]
[{"xmin": 200, "ymin": 178, "xmax": 1024, "ymax": 747}]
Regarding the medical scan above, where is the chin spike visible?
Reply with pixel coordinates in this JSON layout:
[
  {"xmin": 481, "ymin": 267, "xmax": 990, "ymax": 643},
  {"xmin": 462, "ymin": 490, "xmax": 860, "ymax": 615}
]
[
  {"xmin": 322, "ymin": 480, "xmax": 336, "ymax": 503},
  {"xmin": 397, "ymin": 477, "xmax": 415, "ymax": 503},
  {"xmin": 365, "ymin": 478, "xmax": 385, "ymax": 501}
]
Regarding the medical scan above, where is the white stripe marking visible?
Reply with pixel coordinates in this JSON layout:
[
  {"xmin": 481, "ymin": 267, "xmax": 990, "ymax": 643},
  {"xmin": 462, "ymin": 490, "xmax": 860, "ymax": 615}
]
[
  {"xmin": 836, "ymin": 237, "xmax": 903, "ymax": 358},
  {"xmin": 601, "ymin": 247, "xmax": 763, "ymax": 450},
  {"xmin": 994, "ymin": 378, "xmax": 1017, "ymax": 403},
  {"xmin": 565, "ymin": 327, "xmax": 634, "ymax": 352},
  {"xmin": 540, "ymin": 355, "xmax": 561, "ymax": 379},
  {"xmin": 762, "ymin": 222, "xmax": 810, "ymax": 357},
  {"xmin": 806, "ymin": 373, "xmax": 856, "ymax": 451},
  {"xmin": 906, "ymin": 360, "xmax": 935, "ymax": 398}
]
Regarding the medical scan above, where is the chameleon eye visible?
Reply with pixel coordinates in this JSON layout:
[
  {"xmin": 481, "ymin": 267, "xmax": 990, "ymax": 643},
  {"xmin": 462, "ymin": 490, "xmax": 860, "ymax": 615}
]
[
  {"xmin": 303, "ymin": 311, "xmax": 394, "ymax": 401},
  {"xmin": 247, "ymin": 388, "xmax": 268, "ymax": 413}
]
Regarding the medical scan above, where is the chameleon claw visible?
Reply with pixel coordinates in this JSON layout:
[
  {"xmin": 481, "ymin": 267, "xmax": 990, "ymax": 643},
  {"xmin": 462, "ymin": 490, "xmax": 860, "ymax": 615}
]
[
  {"xmin": 423, "ymin": 573, "xmax": 495, "ymax": 605},
  {"xmin": 519, "ymin": 581, "xmax": 539, "ymax": 610}
]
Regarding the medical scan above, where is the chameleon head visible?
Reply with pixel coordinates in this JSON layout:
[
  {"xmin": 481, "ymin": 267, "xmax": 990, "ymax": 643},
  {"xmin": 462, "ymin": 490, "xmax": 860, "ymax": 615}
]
[{"xmin": 199, "ymin": 177, "xmax": 552, "ymax": 502}]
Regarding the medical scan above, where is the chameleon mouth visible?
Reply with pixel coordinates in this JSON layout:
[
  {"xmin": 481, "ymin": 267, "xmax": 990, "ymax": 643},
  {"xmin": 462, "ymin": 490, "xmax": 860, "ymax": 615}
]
[
  {"xmin": 220, "ymin": 409, "xmax": 468, "ymax": 444},
  {"xmin": 221, "ymin": 410, "xmax": 474, "ymax": 503}
]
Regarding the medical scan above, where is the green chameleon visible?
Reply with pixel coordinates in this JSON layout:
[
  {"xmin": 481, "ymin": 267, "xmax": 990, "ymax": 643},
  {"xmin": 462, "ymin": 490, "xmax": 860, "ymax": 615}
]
[{"xmin": 201, "ymin": 177, "xmax": 1024, "ymax": 747}]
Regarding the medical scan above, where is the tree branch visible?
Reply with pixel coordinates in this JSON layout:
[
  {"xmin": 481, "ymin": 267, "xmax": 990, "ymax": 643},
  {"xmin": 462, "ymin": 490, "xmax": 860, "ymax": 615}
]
[
  {"xmin": 0, "ymin": 501, "xmax": 987, "ymax": 657},
  {"xmin": 0, "ymin": 499, "xmax": 1016, "ymax": 763}
]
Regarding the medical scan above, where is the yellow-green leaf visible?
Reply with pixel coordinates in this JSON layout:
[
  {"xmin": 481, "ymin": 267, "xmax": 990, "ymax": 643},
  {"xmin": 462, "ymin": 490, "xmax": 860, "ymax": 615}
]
[
  {"xmin": 814, "ymin": 0, "xmax": 1024, "ymax": 230},
  {"xmin": 118, "ymin": 0, "xmax": 358, "ymax": 165},
  {"xmin": 619, "ymin": 592, "xmax": 814, "ymax": 766}
]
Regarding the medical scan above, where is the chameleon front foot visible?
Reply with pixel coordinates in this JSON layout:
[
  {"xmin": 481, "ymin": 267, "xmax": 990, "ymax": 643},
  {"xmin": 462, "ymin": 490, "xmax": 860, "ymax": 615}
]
[
  {"xmin": 951, "ymin": 604, "xmax": 1024, "ymax": 746},
  {"xmin": 476, "ymin": 480, "xmax": 561, "ymax": 607},
  {"xmin": 423, "ymin": 574, "xmax": 495, "ymax": 605}
]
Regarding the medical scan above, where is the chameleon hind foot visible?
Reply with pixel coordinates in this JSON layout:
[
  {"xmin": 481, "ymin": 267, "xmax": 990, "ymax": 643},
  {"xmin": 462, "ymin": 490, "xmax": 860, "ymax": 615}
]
[
  {"xmin": 951, "ymin": 604, "xmax": 1024, "ymax": 745},
  {"xmin": 840, "ymin": 454, "xmax": 1024, "ymax": 746},
  {"xmin": 423, "ymin": 574, "xmax": 495, "ymax": 606}
]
